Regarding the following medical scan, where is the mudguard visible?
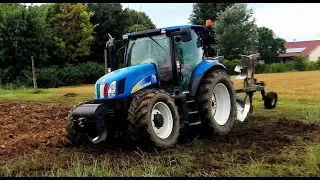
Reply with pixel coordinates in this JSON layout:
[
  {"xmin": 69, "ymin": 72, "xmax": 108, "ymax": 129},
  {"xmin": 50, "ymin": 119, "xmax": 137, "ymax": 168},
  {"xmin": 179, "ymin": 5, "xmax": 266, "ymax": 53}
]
[
  {"xmin": 95, "ymin": 63, "xmax": 158, "ymax": 100},
  {"xmin": 190, "ymin": 59, "xmax": 226, "ymax": 96}
]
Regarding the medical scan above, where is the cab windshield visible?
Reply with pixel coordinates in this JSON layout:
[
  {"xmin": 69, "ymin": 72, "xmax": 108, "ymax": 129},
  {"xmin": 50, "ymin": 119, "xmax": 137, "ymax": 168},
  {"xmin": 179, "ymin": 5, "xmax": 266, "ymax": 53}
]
[{"xmin": 126, "ymin": 34, "xmax": 170, "ymax": 67}]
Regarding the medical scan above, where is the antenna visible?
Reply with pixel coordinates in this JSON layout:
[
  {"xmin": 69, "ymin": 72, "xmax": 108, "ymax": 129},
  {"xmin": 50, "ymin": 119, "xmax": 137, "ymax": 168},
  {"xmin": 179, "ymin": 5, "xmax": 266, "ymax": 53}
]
[{"xmin": 135, "ymin": 5, "xmax": 142, "ymax": 32}]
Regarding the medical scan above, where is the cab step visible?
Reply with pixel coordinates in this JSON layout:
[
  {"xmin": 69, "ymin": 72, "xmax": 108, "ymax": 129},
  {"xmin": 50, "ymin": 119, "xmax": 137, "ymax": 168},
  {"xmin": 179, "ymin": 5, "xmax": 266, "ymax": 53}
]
[
  {"xmin": 188, "ymin": 121, "xmax": 201, "ymax": 126},
  {"xmin": 188, "ymin": 111, "xmax": 198, "ymax": 114}
]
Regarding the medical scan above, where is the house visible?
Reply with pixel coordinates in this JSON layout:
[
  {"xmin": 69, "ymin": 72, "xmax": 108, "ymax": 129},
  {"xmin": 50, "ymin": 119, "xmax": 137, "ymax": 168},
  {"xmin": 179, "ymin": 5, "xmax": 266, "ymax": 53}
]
[{"xmin": 279, "ymin": 40, "xmax": 320, "ymax": 62}]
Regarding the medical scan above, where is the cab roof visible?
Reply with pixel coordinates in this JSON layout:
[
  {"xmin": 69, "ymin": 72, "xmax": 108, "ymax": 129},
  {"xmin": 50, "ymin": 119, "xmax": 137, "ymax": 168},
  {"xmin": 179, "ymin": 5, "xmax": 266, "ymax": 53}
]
[
  {"xmin": 126, "ymin": 24, "xmax": 207, "ymax": 39},
  {"xmin": 163, "ymin": 25, "xmax": 207, "ymax": 31}
]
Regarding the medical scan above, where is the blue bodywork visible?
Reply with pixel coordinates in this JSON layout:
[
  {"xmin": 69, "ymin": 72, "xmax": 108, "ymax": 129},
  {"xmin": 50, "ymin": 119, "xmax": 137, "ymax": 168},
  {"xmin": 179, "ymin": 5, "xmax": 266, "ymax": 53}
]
[
  {"xmin": 189, "ymin": 59, "xmax": 226, "ymax": 95},
  {"xmin": 193, "ymin": 59, "xmax": 226, "ymax": 77},
  {"xmin": 95, "ymin": 63, "xmax": 158, "ymax": 100}
]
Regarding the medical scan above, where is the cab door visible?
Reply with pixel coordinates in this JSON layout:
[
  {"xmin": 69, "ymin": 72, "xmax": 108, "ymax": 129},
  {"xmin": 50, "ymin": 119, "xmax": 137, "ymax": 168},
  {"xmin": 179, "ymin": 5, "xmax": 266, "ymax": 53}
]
[{"xmin": 174, "ymin": 29, "xmax": 204, "ymax": 91}]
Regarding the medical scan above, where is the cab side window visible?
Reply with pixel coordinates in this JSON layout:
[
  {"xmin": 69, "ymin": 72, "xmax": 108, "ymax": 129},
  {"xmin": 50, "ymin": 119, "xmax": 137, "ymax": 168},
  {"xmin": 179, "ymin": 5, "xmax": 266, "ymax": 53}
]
[
  {"xmin": 176, "ymin": 30, "xmax": 203, "ymax": 65},
  {"xmin": 175, "ymin": 29, "xmax": 204, "ymax": 90}
]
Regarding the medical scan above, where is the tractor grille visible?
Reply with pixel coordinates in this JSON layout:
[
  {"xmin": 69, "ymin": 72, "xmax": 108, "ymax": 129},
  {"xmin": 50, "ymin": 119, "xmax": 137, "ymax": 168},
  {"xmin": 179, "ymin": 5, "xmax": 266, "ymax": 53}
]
[{"xmin": 117, "ymin": 78, "xmax": 126, "ymax": 95}]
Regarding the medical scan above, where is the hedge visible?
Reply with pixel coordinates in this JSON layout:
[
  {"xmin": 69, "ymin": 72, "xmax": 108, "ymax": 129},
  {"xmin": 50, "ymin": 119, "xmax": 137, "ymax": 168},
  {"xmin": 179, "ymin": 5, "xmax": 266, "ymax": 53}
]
[
  {"xmin": 4, "ymin": 56, "xmax": 320, "ymax": 89},
  {"xmin": 224, "ymin": 56, "xmax": 320, "ymax": 75},
  {"xmin": 23, "ymin": 62, "xmax": 105, "ymax": 88}
]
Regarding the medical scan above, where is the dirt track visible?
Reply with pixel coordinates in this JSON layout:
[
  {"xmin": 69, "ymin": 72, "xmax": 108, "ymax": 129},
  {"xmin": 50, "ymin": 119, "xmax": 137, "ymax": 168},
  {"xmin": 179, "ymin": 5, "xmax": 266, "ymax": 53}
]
[{"xmin": 0, "ymin": 100, "xmax": 319, "ymax": 174}]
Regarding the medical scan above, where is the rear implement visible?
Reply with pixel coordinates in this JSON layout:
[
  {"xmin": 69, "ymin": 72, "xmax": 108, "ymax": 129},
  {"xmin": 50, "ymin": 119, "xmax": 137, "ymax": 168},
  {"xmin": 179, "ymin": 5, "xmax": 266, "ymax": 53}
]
[{"xmin": 234, "ymin": 53, "xmax": 278, "ymax": 122}]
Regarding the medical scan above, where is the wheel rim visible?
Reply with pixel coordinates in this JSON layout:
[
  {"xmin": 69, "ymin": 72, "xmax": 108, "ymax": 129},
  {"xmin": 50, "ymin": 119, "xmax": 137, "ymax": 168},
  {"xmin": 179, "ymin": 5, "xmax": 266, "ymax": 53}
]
[
  {"xmin": 212, "ymin": 83, "xmax": 231, "ymax": 126},
  {"xmin": 271, "ymin": 97, "xmax": 276, "ymax": 106},
  {"xmin": 151, "ymin": 102, "xmax": 173, "ymax": 139},
  {"xmin": 87, "ymin": 131, "xmax": 108, "ymax": 144},
  {"xmin": 236, "ymin": 96, "xmax": 251, "ymax": 122},
  {"xmin": 85, "ymin": 123, "xmax": 108, "ymax": 144}
]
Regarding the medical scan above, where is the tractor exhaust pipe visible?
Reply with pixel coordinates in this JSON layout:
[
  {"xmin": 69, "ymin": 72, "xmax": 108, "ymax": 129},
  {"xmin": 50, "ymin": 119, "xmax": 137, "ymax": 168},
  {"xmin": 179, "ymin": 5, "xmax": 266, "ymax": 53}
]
[{"xmin": 106, "ymin": 34, "xmax": 117, "ymax": 72}]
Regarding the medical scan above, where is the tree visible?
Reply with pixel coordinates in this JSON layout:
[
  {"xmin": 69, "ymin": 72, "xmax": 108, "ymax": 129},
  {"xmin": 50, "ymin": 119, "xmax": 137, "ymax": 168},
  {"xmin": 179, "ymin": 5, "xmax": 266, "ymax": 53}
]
[
  {"xmin": 87, "ymin": 3, "xmax": 129, "ymax": 63},
  {"xmin": 189, "ymin": 3, "xmax": 234, "ymax": 25},
  {"xmin": 214, "ymin": 3, "xmax": 258, "ymax": 59},
  {"xmin": 127, "ymin": 24, "xmax": 149, "ymax": 32},
  {"xmin": 294, "ymin": 55, "xmax": 309, "ymax": 71},
  {"xmin": 0, "ymin": 3, "xmax": 51, "ymax": 83},
  {"xmin": 189, "ymin": 3, "xmax": 234, "ymax": 55},
  {"xmin": 87, "ymin": 4, "xmax": 155, "ymax": 64},
  {"xmin": 49, "ymin": 3, "xmax": 97, "ymax": 64},
  {"xmin": 257, "ymin": 27, "xmax": 286, "ymax": 63},
  {"xmin": 124, "ymin": 8, "xmax": 156, "ymax": 32}
]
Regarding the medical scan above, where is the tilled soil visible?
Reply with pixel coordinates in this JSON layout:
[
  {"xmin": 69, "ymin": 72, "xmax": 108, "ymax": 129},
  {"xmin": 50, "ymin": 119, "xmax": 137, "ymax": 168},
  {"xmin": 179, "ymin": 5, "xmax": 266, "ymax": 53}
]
[
  {"xmin": 0, "ymin": 100, "xmax": 319, "ymax": 174},
  {"xmin": 0, "ymin": 101, "xmax": 71, "ymax": 164}
]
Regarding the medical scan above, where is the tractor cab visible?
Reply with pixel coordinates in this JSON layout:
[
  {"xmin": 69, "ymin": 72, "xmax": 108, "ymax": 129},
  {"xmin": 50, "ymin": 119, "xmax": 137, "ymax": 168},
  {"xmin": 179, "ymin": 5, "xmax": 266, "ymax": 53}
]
[
  {"xmin": 121, "ymin": 22, "xmax": 213, "ymax": 93},
  {"xmin": 94, "ymin": 20, "xmax": 224, "ymax": 102}
]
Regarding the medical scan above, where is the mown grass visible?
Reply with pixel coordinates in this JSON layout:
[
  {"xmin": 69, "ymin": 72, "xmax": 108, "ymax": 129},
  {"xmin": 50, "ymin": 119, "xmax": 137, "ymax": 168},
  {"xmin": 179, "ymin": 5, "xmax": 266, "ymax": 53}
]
[
  {"xmin": 232, "ymin": 70, "xmax": 320, "ymax": 101},
  {"xmin": 1, "ymin": 139, "xmax": 319, "ymax": 177},
  {"xmin": 0, "ymin": 151, "xmax": 195, "ymax": 177},
  {"xmin": 0, "ymin": 85, "xmax": 93, "ymax": 103}
]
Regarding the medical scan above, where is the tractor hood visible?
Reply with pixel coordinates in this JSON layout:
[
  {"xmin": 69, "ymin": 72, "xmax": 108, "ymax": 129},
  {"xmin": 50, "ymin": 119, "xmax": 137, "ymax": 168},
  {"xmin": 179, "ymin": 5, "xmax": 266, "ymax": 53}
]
[{"xmin": 95, "ymin": 63, "xmax": 158, "ymax": 100}]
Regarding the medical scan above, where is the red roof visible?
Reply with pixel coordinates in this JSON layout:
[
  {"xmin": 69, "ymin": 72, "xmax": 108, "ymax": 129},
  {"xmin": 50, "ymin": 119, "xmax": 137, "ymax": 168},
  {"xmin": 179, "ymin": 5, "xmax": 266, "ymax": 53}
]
[{"xmin": 279, "ymin": 40, "xmax": 320, "ymax": 58}]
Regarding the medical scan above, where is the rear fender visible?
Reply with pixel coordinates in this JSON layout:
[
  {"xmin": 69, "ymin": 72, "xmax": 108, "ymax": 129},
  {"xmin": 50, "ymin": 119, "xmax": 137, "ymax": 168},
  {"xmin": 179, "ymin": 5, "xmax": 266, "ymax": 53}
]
[{"xmin": 189, "ymin": 60, "xmax": 226, "ymax": 96}]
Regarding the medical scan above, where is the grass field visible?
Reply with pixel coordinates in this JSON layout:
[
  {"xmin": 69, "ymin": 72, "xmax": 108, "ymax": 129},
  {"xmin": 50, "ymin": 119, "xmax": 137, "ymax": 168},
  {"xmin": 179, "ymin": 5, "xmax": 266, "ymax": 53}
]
[{"xmin": 0, "ymin": 70, "xmax": 319, "ymax": 177}]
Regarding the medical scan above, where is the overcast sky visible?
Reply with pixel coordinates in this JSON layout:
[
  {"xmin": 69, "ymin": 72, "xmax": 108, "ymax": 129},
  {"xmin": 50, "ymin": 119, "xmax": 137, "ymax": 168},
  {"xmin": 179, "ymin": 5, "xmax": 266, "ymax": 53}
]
[
  {"xmin": 122, "ymin": 3, "xmax": 320, "ymax": 42},
  {"xmin": 26, "ymin": 3, "xmax": 320, "ymax": 42}
]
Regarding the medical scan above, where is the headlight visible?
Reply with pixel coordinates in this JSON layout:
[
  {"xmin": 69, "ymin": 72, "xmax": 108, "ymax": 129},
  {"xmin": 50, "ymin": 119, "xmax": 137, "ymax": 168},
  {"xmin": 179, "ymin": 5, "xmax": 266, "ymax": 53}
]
[{"xmin": 108, "ymin": 81, "xmax": 116, "ymax": 98}]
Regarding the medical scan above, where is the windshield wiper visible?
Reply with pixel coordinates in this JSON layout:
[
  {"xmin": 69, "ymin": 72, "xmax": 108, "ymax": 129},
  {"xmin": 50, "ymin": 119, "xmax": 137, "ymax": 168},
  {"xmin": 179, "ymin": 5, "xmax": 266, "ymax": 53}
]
[
  {"xmin": 127, "ymin": 41, "xmax": 136, "ymax": 65},
  {"xmin": 145, "ymin": 33, "xmax": 167, "ymax": 52}
]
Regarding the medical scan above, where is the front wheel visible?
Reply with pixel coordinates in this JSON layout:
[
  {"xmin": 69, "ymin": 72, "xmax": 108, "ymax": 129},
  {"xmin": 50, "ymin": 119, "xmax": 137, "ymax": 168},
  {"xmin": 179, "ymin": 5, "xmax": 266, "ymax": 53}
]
[
  {"xmin": 196, "ymin": 69, "xmax": 237, "ymax": 135},
  {"xmin": 65, "ymin": 100, "xmax": 93, "ymax": 147},
  {"xmin": 65, "ymin": 100, "xmax": 108, "ymax": 146},
  {"xmin": 127, "ymin": 89, "xmax": 180, "ymax": 149}
]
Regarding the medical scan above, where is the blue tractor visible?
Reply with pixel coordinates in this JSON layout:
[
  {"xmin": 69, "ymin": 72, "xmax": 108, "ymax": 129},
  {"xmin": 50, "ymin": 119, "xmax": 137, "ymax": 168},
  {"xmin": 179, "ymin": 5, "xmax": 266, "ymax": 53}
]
[{"xmin": 66, "ymin": 20, "xmax": 278, "ymax": 148}]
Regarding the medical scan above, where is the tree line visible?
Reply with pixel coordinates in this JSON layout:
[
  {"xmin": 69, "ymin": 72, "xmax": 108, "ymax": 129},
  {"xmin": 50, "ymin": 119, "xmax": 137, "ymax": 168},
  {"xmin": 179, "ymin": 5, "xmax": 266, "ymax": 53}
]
[
  {"xmin": 189, "ymin": 3, "xmax": 286, "ymax": 61},
  {"xmin": 0, "ymin": 3, "xmax": 155, "ymax": 85},
  {"xmin": 0, "ymin": 3, "xmax": 287, "ymax": 88}
]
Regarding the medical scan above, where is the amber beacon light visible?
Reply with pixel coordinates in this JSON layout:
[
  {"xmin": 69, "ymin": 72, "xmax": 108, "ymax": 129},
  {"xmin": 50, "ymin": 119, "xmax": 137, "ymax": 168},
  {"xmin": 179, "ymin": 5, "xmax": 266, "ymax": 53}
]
[{"xmin": 206, "ymin": 19, "xmax": 213, "ymax": 28}]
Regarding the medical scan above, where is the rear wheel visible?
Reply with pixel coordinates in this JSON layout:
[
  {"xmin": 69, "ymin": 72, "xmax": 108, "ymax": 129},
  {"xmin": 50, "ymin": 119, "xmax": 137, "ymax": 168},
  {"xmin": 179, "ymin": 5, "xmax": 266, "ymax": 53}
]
[
  {"xmin": 127, "ymin": 89, "xmax": 180, "ymax": 149},
  {"xmin": 196, "ymin": 69, "xmax": 236, "ymax": 135}
]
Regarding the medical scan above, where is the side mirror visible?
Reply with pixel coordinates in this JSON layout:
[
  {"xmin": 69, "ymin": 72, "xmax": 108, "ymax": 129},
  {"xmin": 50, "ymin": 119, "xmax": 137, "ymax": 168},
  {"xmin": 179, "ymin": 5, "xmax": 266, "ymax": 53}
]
[
  {"xmin": 174, "ymin": 36, "xmax": 181, "ymax": 42},
  {"xmin": 172, "ymin": 27, "xmax": 192, "ymax": 42},
  {"xmin": 106, "ymin": 34, "xmax": 117, "ymax": 71},
  {"xmin": 180, "ymin": 27, "xmax": 192, "ymax": 42}
]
